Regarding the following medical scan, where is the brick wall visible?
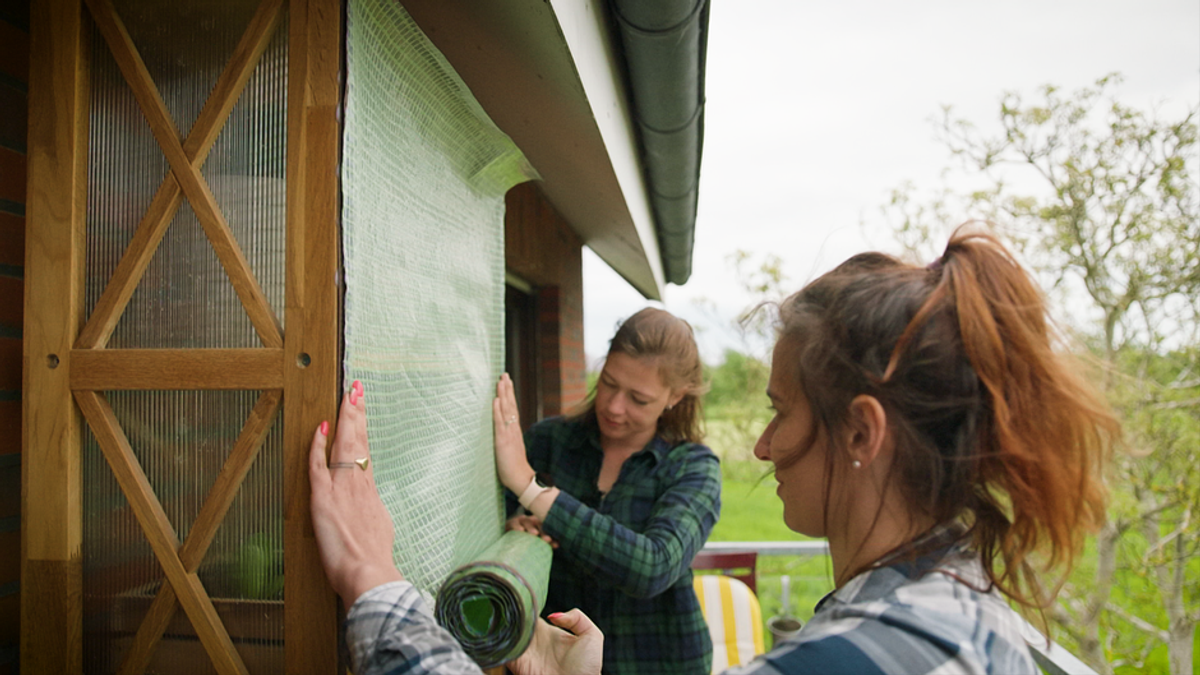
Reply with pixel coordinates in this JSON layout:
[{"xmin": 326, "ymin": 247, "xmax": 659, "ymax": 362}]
[
  {"xmin": 0, "ymin": 0, "xmax": 27, "ymax": 671},
  {"xmin": 504, "ymin": 182, "xmax": 586, "ymax": 418}
]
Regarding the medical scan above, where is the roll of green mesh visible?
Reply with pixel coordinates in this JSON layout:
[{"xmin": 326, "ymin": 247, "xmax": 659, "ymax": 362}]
[{"xmin": 434, "ymin": 530, "xmax": 553, "ymax": 668}]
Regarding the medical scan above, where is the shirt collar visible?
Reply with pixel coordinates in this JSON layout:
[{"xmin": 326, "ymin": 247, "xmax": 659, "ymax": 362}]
[
  {"xmin": 581, "ymin": 415, "xmax": 674, "ymax": 465},
  {"xmin": 815, "ymin": 521, "xmax": 973, "ymax": 611}
]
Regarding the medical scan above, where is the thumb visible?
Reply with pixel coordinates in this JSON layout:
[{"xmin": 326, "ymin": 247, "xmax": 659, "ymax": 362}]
[{"xmin": 547, "ymin": 608, "xmax": 600, "ymax": 638}]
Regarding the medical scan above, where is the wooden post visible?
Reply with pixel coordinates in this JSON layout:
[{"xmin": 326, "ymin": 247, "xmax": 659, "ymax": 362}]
[
  {"xmin": 22, "ymin": 0, "xmax": 88, "ymax": 671},
  {"xmin": 284, "ymin": 0, "xmax": 343, "ymax": 671}
]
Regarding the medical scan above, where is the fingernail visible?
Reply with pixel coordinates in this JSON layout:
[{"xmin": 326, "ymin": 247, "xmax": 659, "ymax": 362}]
[
  {"xmin": 320, "ymin": 420, "xmax": 329, "ymax": 436},
  {"xmin": 547, "ymin": 612, "xmax": 564, "ymax": 620},
  {"xmin": 353, "ymin": 379, "xmax": 363, "ymax": 395},
  {"xmin": 349, "ymin": 389, "xmax": 358, "ymax": 406}
]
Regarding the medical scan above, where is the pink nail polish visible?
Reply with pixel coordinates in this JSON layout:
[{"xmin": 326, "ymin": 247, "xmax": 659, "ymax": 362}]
[
  {"xmin": 548, "ymin": 612, "xmax": 564, "ymax": 620},
  {"xmin": 349, "ymin": 389, "xmax": 358, "ymax": 406},
  {"xmin": 320, "ymin": 420, "xmax": 329, "ymax": 436},
  {"xmin": 354, "ymin": 379, "xmax": 363, "ymax": 395}
]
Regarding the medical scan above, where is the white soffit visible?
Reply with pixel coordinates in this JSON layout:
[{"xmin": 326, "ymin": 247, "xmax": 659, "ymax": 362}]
[{"xmin": 400, "ymin": 0, "xmax": 665, "ymax": 300}]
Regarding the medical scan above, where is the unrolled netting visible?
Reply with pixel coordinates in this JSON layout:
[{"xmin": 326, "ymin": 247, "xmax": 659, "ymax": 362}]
[{"xmin": 342, "ymin": 0, "xmax": 544, "ymax": 665}]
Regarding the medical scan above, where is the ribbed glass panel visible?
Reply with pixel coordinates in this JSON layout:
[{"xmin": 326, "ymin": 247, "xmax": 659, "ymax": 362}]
[
  {"xmin": 85, "ymin": 12, "xmax": 169, "ymax": 318},
  {"xmin": 87, "ymin": 4, "xmax": 288, "ymax": 349},
  {"xmin": 81, "ymin": 0, "xmax": 288, "ymax": 671},
  {"xmin": 82, "ymin": 392, "xmax": 284, "ymax": 673}
]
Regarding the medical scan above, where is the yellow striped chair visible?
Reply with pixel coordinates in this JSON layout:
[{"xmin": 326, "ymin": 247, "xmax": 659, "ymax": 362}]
[{"xmin": 693, "ymin": 574, "xmax": 766, "ymax": 673}]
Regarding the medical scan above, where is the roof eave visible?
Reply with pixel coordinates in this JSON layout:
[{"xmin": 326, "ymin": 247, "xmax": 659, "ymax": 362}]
[{"xmin": 402, "ymin": 0, "xmax": 668, "ymax": 300}]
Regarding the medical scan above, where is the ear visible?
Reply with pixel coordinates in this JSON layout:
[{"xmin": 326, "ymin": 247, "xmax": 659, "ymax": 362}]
[
  {"xmin": 845, "ymin": 395, "xmax": 888, "ymax": 467},
  {"xmin": 666, "ymin": 390, "xmax": 686, "ymax": 410}
]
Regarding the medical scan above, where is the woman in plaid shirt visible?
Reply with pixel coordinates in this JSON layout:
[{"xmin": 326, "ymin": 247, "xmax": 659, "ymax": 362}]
[
  {"xmin": 492, "ymin": 307, "xmax": 721, "ymax": 675},
  {"xmin": 313, "ymin": 227, "xmax": 1115, "ymax": 674}
]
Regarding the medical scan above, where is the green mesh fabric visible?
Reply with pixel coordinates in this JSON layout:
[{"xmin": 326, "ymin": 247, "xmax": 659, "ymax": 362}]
[
  {"xmin": 435, "ymin": 531, "xmax": 553, "ymax": 668},
  {"xmin": 342, "ymin": 0, "xmax": 538, "ymax": 594}
]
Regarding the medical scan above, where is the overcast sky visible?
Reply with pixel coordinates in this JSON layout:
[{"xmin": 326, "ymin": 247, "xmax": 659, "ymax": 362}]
[{"xmin": 582, "ymin": 0, "xmax": 1200, "ymax": 366}]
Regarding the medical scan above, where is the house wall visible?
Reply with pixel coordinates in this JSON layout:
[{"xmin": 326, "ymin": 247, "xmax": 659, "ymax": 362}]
[
  {"xmin": 0, "ymin": 0, "xmax": 27, "ymax": 671},
  {"xmin": 504, "ymin": 182, "xmax": 587, "ymax": 418}
]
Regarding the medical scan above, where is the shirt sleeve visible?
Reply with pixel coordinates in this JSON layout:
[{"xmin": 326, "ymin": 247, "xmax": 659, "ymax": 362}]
[
  {"xmin": 346, "ymin": 581, "xmax": 485, "ymax": 675},
  {"xmin": 541, "ymin": 446, "xmax": 721, "ymax": 598}
]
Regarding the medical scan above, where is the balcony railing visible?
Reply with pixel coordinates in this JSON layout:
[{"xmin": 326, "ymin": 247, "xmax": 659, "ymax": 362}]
[{"xmin": 700, "ymin": 541, "xmax": 1099, "ymax": 675}]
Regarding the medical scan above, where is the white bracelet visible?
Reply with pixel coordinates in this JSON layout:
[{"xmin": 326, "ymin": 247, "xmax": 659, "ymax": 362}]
[{"xmin": 518, "ymin": 474, "xmax": 552, "ymax": 509}]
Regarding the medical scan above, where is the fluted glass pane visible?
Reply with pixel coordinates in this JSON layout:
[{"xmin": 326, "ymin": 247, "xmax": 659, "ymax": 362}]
[
  {"xmin": 82, "ymin": 392, "xmax": 284, "ymax": 673},
  {"xmin": 85, "ymin": 3, "xmax": 287, "ymax": 349},
  {"xmin": 82, "ymin": 0, "xmax": 288, "ymax": 671}
]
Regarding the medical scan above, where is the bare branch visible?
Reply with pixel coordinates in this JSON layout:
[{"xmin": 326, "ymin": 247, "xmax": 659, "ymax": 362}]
[
  {"xmin": 1104, "ymin": 602, "xmax": 1170, "ymax": 642},
  {"xmin": 1148, "ymin": 396, "xmax": 1200, "ymax": 411},
  {"xmin": 1142, "ymin": 506, "xmax": 1192, "ymax": 564}
]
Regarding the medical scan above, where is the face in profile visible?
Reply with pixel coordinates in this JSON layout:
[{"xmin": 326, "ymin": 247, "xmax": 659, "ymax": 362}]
[
  {"xmin": 755, "ymin": 339, "xmax": 831, "ymax": 537},
  {"xmin": 594, "ymin": 352, "xmax": 676, "ymax": 446}
]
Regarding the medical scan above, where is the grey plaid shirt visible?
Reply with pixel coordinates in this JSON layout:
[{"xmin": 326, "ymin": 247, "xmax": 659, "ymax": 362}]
[
  {"xmin": 346, "ymin": 581, "xmax": 482, "ymax": 675},
  {"xmin": 727, "ymin": 523, "xmax": 1038, "ymax": 675}
]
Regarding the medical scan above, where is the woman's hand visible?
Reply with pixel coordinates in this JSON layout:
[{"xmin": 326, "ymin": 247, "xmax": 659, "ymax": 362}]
[
  {"xmin": 505, "ymin": 515, "xmax": 559, "ymax": 549},
  {"xmin": 509, "ymin": 609, "xmax": 603, "ymax": 675},
  {"xmin": 309, "ymin": 380, "xmax": 403, "ymax": 607},
  {"xmin": 493, "ymin": 373, "xmax": 534, "ymax": 493}
]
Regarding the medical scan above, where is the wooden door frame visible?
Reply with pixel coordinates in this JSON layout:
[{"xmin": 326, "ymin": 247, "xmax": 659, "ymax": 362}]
[
  {"xmin": 22, "ymin": 0, "xmax": 342, "ymax": 671},
  {"xmin": 283, "ymin": 0, "xmax": 342, "ymax": 672}
]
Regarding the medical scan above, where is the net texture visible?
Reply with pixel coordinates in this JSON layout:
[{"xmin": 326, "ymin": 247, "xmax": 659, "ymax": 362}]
[{"xmin": 343, "ymin": 0, "xmax": 538, "ymax": 594}]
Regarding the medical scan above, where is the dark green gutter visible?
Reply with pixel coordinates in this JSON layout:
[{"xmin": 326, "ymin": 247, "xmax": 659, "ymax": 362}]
[{"xmin": 609, "ymin": 0, "xmax": 709, "ymax": 286}]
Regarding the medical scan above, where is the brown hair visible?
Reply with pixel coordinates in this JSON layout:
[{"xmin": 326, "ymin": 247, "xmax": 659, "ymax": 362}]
[
  {"xmin": 773, "ymin": 224, "xmax": 1117, "ymax": 613},
  {"xmin": 574, "ymin": 307, "xmax": 707, "ymax": 444}
]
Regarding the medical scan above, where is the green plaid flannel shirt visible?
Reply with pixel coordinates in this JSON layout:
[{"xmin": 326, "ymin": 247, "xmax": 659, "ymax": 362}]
[{"xmin": 505, "ymin": 415, "xmax": 722, "ymax": 675}]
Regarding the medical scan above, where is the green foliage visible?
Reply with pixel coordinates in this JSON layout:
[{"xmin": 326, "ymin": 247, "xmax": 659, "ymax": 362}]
[
  {"xmin": 876, "ymin": 73, "xmax": 1199, "ymax": 674},
  {"xmin": 236, "ymin": 532, "xmax": 284, "ymax": 600},
  {"xmin": 703, "ymin": 351, "xmax": 773, "ymax": 467},
  {"xmin": 706, "ymin": 350, "xmax": 772, "ymax": 422}
]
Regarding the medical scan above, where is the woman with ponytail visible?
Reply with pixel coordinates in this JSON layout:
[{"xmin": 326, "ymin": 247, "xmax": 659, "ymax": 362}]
[
  {"xmin": 726, "ymin": 225, "xmax": 1117, "ymax": 674},
  {"xmin": 493, "ymin": 307, "xmax": 721, "ymax": 675}
]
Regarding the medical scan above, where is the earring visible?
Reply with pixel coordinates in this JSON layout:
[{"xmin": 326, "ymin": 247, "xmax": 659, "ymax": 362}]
[
  {"xmin": 665, "ymin": 404, "xmax": 674, "ymax": 411},
  {"xmin": 852, "ymin": 460, "xmax": 862, "ymax": 469}
]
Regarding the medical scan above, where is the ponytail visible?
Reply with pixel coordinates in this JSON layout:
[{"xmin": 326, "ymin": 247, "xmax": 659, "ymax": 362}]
[
  {"xmin": 934, "ymin": 229, "xmax": 1115, "ymax": 609},
  {"xmin": 775, "ymin": 223, "xmax": 1117, "ymax": 616}
]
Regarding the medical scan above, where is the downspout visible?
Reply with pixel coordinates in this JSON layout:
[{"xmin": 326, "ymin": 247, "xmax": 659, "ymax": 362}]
[{"xmin": 609, "ymin": 0, "xmax": 708, "ymax": 286}]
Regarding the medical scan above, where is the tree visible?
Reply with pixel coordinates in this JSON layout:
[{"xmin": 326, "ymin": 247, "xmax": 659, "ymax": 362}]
[
  {"xmin": 704, "ymin": 347, "xmax": 772, "ymax": 465},
  {"xmin": 879, "ymin": 74, "xmax": 1199, "ymax": 675},
  {"xmin": 694, "ymin": 251, "xmax": 787, "ymax": 468}
]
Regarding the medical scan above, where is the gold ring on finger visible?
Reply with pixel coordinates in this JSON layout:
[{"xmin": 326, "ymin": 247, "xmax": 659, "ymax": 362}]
[{"xmin": 330, "ymin": 457, "xmax": 370, "ymax": 471}]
